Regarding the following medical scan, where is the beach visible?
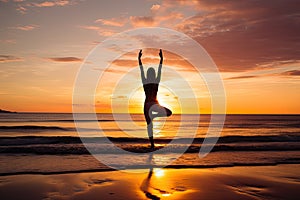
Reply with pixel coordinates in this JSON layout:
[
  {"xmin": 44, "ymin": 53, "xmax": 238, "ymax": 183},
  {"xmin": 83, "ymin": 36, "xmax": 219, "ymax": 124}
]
[{"xmin": 0, "ymin": 164, "xmax": 299, "ymax": 200}]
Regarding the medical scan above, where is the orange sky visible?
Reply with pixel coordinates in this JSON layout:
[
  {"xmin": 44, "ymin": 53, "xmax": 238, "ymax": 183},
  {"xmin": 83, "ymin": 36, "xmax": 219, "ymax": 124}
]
[{"xmin": 0, "ymin": 0, "xmax": 299, "ymax": 114}]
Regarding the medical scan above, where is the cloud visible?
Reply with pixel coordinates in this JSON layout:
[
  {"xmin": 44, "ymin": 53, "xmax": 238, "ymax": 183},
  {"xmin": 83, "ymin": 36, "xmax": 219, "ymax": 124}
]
[
  {"xmin": 226, "ymin": 75, "xmax": 258, "ymax": 80},
  {"xmin": 0, "ymin": 39, "xmax": 16, "ymax": 44},
  {"xmin": 104, "ymin": 68, "xmax": 125, "ymax": 74},
  {"xmin": 130, "ymin": 4, "xmax": 184, "ymax": 28},
  {"xmin": 13, "ymin": 24, "xmax": 39, "ymax": 31},
  {"xmin": 7, "ymin": 0, "xmax": 78, "ymax": 13},
  {"xmin": 130, "ymin": 16, "xmax": 156, "ymax": 27},
  {"xmin": 32, "ymin": 0, "xmax": 70, "ymax": 7},
  {"xmin": 151, "ymin": 4, "xmax": 160, "ymax": 12},
  {"xmin": 16, "ymin": 5, "xmax": 27, "ymax": 14},
  {"xmin": 111, "ymin": 59, "xmax": 137, "ymax": 67},
  {"xmin": 173, "ymin": 0, "xmax": 300, "ymax": 72},
  {"xmin": 281, "ymin": 70, "xmax": 300, "ymax": 76},
  {"xmin": 95, "ymin": 17, "xmax": 127, "ymax": 27},
  {"xmin": 163, "ymin": 0, "xmax": 201, "ymax": 7},
  {"xmin": 0, "ymin": 55, "xmax": 23, "ymax": 62},
  {"xmin": 79, "ymin": 25, "xmax": 116, "ymax": 36},
  {"xmin": 47, "ymin": 57, "xmax": 82, "ymax": 62},
  {"xmin": 157, "ymin": 11, "xmax": 184, "ymax": 22}
]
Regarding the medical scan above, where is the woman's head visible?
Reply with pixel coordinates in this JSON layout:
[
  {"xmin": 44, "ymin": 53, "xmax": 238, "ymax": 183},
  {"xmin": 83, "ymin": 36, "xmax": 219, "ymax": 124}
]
[{"xmin": 147, "ymin": 67, "xmax": 156, "ymax": 81}]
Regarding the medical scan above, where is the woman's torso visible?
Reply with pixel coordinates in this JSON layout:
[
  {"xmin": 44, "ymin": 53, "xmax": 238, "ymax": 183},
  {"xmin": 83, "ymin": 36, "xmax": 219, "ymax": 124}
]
[{"xmin": 143, "ymin": 83, "xmax": 159, "ymax": 103}]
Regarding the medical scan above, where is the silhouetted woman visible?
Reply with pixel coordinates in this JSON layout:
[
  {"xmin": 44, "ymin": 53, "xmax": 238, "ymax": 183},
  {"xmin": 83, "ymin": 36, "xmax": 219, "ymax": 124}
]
[{"xmin": 139, "ymin": 49, "xmax": 172, "ymax": 148}]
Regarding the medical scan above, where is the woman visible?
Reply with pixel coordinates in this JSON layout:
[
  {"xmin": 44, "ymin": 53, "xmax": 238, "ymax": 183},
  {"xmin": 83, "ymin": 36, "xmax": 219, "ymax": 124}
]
[{"xmin": 138, "ymin": 49, "xmax": 172, "ymax": 148}]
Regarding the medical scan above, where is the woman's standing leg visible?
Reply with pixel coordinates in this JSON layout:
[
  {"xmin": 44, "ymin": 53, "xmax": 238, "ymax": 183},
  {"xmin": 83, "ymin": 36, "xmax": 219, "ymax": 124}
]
[
  {"xmin": 144, "ymin": 102, "xmax": 155, "ymax": 148},
  {"xmin": 147, "ymin": 121, "xmax": 154, "ymax": 148}
]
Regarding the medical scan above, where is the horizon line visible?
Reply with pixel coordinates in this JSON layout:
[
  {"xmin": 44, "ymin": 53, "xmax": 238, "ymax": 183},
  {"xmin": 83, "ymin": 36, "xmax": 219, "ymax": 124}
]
[{"xmin": 2, "ymin": 111, "xmax": 300, "ymax": 115}]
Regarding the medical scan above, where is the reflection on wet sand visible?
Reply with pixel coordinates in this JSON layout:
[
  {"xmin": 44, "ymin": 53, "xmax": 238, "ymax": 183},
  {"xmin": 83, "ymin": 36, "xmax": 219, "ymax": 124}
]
[
  {"xmin": 1, "ymin": 164, "xmax": 300, "ymax": 199},
  {"xmin": 140, "ymin": 153, "xmax": 187, "ymax": 199},
  {"xmin": 140, "ymin": 153, "xmax": 160, "ymax": 200}
]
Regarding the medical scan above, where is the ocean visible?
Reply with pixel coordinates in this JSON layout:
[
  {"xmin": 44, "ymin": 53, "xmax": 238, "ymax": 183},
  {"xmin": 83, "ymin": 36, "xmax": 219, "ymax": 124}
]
[{"xmin": 0, "ymin": 113, "xmax": 299, "ymax": 175}]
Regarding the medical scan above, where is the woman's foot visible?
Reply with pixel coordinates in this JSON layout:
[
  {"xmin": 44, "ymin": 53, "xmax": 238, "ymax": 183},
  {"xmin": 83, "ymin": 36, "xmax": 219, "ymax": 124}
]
[
  {"xmin": 150, "ymin": 144, "xmax": 155, "ymax": 149},
  {"xmin": 149, "ymin": 136, "xmax": 155, "ymax": 149}
]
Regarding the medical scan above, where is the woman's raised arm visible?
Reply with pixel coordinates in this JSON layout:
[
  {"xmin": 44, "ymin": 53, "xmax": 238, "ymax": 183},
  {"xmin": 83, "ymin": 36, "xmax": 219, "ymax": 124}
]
[
  {"xmin": 156, "ymin": 49, "xmax": 163, "ymax": 83},
  {"xmin": 139, "ymin": 49, "xmax": 146, "ymax": 84}
]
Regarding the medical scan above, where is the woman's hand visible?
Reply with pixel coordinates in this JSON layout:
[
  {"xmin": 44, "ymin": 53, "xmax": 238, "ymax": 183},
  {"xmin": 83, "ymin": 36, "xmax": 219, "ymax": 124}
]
[
  {"xmin": 138, "ymin": 49, "xmax": 143, "ymax": 59},
  {"xmin": 159, "ymin": 49, "xmax": 163, "ymax": 60}
]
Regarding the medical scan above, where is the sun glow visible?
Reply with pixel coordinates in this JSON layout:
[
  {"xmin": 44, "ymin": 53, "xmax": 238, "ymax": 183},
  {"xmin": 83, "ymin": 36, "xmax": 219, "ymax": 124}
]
[
  {"xmin": 157, "ymin": 86, "xmax": 181, "ymax": 114},
  {"xmin": 127, "ymin": 85, "xmax": 181, "ymax": 114}
]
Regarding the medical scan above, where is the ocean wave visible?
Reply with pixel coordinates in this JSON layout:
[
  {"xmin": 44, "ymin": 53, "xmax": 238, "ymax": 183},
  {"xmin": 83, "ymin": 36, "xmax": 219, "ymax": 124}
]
[
  {"xmin": 0, "ymin": 125, "xmax": 74, "ymax": 131},
  {"xmin": 0, "ymin": 135, "xmax": 299, "ymax": 146},
  {"xmin": 0, "ymin": 125, "xmax": 143, "ymax": 133},
  {"xmin": 0, "ymin": 141, "xmax": 299, "ymax": 154},
  {"xmin": 0, "ymin": 144, "xmax": 300, "ymax": 155}
]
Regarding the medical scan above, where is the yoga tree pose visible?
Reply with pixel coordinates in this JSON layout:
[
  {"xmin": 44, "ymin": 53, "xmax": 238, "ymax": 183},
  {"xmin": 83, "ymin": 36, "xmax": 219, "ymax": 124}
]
[{"xmin": 139, "ymin": 49, "xmax": 172, "ymax": 148}]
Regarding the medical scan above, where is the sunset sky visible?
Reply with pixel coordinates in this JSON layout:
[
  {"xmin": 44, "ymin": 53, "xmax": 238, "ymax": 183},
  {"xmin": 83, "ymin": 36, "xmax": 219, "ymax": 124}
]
[{"xmin": 0, "ymin": 0, "xmax": 299, "ymax": 114}]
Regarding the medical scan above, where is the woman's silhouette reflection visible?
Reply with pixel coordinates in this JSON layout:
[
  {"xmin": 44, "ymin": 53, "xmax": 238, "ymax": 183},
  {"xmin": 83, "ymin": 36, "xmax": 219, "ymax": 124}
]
[{"xmin": 140, "ymin": 153, "xmax": 160, "ymax": 200}]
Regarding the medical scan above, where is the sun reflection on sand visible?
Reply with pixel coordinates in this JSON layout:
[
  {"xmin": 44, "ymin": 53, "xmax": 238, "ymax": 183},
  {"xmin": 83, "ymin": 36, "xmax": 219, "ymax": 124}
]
[
  {"xmin": 154, "ymin": 169, "xmax": 165, "ymax": 177},
  {"xmin": 139, "ymin": 153, "xmax": 192, "ymax": 199}
]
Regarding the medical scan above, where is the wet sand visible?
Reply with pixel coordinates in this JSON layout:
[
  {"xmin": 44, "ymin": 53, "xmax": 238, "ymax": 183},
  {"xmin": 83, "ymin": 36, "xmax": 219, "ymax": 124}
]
[{"xmin": 0, "ymin": 164, "xmax": 299, "ymax": 200}]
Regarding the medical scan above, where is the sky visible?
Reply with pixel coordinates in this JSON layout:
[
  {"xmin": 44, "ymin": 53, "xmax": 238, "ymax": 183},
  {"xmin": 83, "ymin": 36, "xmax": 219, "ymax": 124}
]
[{"xmin": 0, "ymin": 0, "xmax": 299, "ymax": 114}]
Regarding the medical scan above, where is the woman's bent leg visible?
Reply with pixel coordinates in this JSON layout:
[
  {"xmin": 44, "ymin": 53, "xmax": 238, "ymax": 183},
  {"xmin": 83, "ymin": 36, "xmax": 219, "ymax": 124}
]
[{"xmin": 150, "ymin": 104, "xmax": 172, "ymax": 118}]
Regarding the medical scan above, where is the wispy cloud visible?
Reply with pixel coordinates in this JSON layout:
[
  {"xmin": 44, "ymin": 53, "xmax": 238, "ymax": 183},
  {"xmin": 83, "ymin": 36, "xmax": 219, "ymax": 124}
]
[
  {"xmin": 32, "ymin": 0, "xmax": 70, "ymax": 7},
  {"xmin": 13, "ymin": 24, "xmax": 39, "ymax": 31},
  {"xmin": 111, "ymin": 59, "xmax": 136, "ymax": 67},
  {"xmin": 0, "ymin": 39, "xmax": 16, "ymax": 44},
  {"xmin": 281, "ymin": 70, "xmax": 300, "ymax": 76},
  {"xmin": 226, "ymin": 75, "xmax": 258, "ymax": 80},
  {"xmin": 47, "ymin": 57, "xmax": 82, "ymax": 62},
  {"xmin": 150, "ymin": 4, "xmax": 160, "ymax": 12},
  {"xmin": 0, "ymin": 55, "xmax": 23, "ymax": 63},
  {"xmin": 162, "ymin": 0, "xmax": 201, "ymax": 7},
  {"xmin": 130, "ymin": 16, "xmax": 156, "ymax": 27},
  {"xmin": 95, "ymin": 17, "xmax": 127, "ymax": 27},
  {"xmin": 3, "ymin": 0, "xmax": 79, "ymax": 13},
  {"xmin": 79, "ymin": 25, "xmax": 116, "ymax": 36},
  {"xmin": 129, "ymin": 8, "xmax": 184, "ymax": 28},
  {"xmin": 16, "ymin": 5, "xmax": 27, "ymax": 14}
]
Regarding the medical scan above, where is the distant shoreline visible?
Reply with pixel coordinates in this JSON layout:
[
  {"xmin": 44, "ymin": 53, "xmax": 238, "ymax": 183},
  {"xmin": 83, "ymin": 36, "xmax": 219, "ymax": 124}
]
[{"xmin": 0, "ymin": 109, "xmax": 17, "ymax": 113}]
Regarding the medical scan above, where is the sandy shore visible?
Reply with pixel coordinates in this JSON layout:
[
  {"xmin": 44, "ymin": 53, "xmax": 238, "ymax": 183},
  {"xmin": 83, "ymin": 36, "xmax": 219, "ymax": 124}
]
[{"xmin": 0, "ymin": 164, "xmax": 299, "ymax": 200}]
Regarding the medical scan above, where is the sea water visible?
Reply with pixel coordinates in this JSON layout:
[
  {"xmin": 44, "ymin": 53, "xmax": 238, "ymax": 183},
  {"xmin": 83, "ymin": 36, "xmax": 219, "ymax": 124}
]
[{"xmin": 0, "ymin": 113, "xmax": 299, "ymax": 175}]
